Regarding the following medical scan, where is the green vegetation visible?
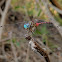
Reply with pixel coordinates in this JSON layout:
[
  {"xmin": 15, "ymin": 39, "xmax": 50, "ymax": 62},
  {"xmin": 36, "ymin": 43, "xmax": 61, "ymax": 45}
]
[{"xmin": 11, "ymin": 0, "xmax": 62, "ymax": 25}]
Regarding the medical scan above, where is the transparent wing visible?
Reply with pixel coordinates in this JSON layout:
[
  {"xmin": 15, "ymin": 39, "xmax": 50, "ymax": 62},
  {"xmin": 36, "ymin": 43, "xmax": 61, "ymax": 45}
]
[{"xmin": 2, "ymin": 21, "xmax": 28, "ymax": 39}]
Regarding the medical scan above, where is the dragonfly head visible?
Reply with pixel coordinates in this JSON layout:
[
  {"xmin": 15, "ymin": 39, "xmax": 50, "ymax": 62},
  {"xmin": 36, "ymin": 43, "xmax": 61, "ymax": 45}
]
[{"xmin": 24, "ymin": 23, "xmax": 30, "ymax": 29}]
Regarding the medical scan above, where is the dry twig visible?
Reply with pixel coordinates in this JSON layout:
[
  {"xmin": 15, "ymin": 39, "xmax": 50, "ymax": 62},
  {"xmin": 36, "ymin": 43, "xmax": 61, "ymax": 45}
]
[{"xmin": 0, "ymin": 0, "xmax": 11, "ymax": 40}]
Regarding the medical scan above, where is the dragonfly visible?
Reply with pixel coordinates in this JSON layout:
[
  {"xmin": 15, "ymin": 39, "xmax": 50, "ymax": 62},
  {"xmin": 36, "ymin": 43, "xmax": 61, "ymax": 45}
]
[
  {"xmin": 24, "ymin": 19, "xmax": 52, "ymax": 32},
  {"xmin": 24, "ymin": 20, "xmax": 52, "ymax": 62},
  {"xmin": 24, "ymin": 20, "xmax": 52, "ymax": 28}
]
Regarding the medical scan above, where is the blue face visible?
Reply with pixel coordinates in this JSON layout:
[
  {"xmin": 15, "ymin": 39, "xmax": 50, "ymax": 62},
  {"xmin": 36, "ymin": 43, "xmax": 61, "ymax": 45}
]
[{"xmin": 24, "ymin": 23, "xmax": 30, "ymax": 29}]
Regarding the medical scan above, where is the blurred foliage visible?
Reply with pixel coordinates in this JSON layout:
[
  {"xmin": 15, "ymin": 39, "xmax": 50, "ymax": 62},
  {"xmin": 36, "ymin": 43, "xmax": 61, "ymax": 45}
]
[
  {"xmin": 33, "ymin": 25, "xmax": 48, "ymax": 36},
  {"xmin": 33, "ymin": 25, "xmax": 49, "ymax": 45},
  {"xmin": 50, "ymin": 8, "xmax": 62, "ymax": 25},
  {"xmin": 11, "ymin": 38, "xmax": 26, "ymax": 47},
  {"xmin": 11, "ymin": 0, "xmax": 62, "ymax": 25},
  {"xmin": 48, "ymin": 41, "xmax": 58, "ymax": 51}
]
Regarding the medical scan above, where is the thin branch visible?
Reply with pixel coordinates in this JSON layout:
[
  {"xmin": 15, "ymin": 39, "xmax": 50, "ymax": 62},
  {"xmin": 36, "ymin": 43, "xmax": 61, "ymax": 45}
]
[
  {"xmin": 0, "ymin": 8, "xmax": 3, "ymax": 15},
  {"xmin": 47, "ymin": 0, "xmax": 62, "ymax": 14},
  {"xmin": 35, "ymin": 0, "xmax": 62, "ymax": 37},
  {"xmin": 9, "ymin": 32, "xmax": 18, "ymax": 62},
  {"xmin": 41, "ymin": 0, "xmax": 62, "ymax": 37},
  {"xmin": 0, "ymin": 0, "xmax": 11, "ymax": 40},
  {"xmin": 26, "ymin": 45, "xmax": 30, "ymax": 62},
  {"xmin": 48, "ymin": 3, "xmax": 62, "ymax": 14}
]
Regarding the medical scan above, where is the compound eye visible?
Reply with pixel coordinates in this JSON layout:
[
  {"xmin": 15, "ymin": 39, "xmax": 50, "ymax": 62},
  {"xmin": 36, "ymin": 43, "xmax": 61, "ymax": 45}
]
[{"xmin": 24, "ymin": 23, "xmax": 30, "ymax": 29}]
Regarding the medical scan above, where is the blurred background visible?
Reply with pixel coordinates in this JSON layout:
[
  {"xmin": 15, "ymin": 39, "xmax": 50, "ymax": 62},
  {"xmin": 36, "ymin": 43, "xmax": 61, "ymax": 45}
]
[{"xmin": 0, "ymin": 0, "xmax": 62, "ymax": 62}]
